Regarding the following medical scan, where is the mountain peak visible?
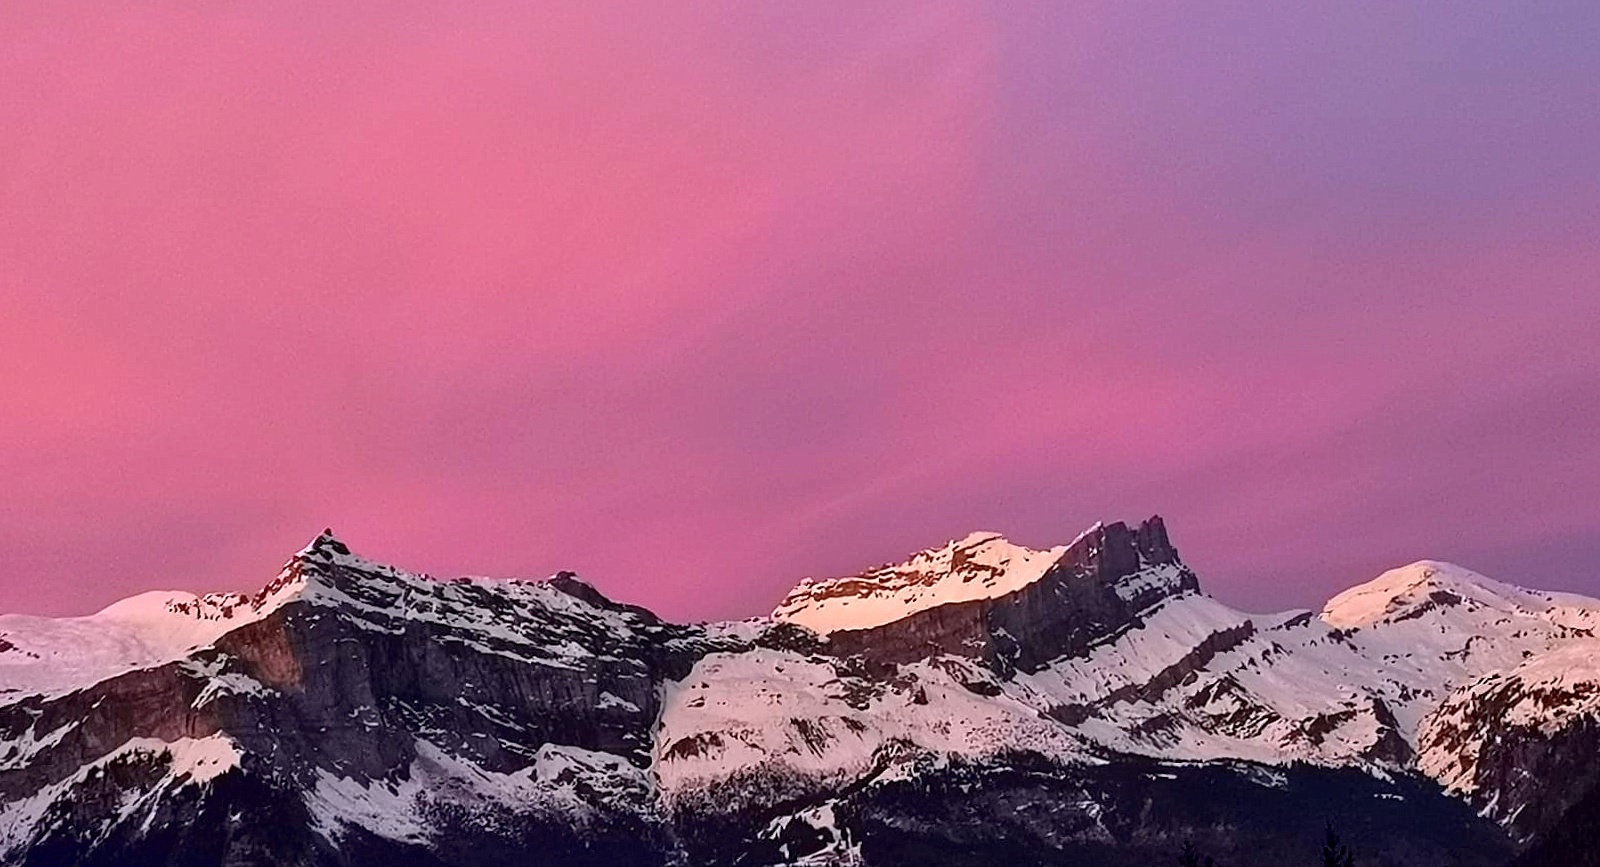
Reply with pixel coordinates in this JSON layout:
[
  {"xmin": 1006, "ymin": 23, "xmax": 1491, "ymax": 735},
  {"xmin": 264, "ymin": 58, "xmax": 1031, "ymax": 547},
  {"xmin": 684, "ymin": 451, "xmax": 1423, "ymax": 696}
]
[
  {"xmin": 251, "ymin": 529, "xmax": 367, "ymax": 612},
  {"xmin": 1057, "ymin": 516, "xmax": 1183, "ymax": 576},
  {"xmin": 772, "ymin": 516, "xmax": 1191, "ymax": 636},
  {"xmin": 772, "ymin": 529, "xmax": 1070, "ymax": 634},
  {"xmin": 11, "ymin": 513, "xmax": 1600, "ymax": 865},
  {"xmin": 298, "ymin": 528, "xmax": 353, "ymax": 560},
  {"xmin": 1320, "ymin": 560, "xmax": 1539, "ymax": 629}
]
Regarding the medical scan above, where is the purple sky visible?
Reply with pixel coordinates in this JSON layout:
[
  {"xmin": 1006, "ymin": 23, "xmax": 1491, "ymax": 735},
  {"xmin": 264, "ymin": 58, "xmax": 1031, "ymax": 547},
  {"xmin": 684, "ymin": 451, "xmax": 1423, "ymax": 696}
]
[{"xmin": 3, "ymin": 2, "xmax": 1598, "ymax": 621}]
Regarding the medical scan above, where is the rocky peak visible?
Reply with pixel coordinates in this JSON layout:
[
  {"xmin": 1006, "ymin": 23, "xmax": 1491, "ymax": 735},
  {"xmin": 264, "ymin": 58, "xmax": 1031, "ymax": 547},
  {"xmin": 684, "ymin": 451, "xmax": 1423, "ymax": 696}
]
[
  {"xmin": 1058, "ymin": 516, "xmax": 1180, "ymax": 574},
  {"xmin": 247, "ymin": 528, "xmax": 421, "ymax": 618},
  {"xmin": 804, "ymin": 516, "xmax": 1201, "ymax": 673},
  {"xmin": 546, "ymin": 570, "xmax": 604, "ymax": 604},
  {"xmin": 773, "ymin": 517, "xmax": 1198, "ymax": 642},
  {"xmin": 772, "ymin": 530, "xmax": 1072, "ymax": 635},
  {"xmin": 301, "ymin": 527, "xmax": 352, "ymax": 559},
  {"xmin": 1049, "ymin": 516, "xmax": 1196, "ymax": 616},
  {"xmin": 248, "ymin": 529, "xmax": 351, "ymax": 610},
  {"xmin": 228, "ymin": 531, "xmax": 703, "ymax": 685},
  {"xmin": 252, "ymin": 533, "xmax": 663, "ymax": 632}
]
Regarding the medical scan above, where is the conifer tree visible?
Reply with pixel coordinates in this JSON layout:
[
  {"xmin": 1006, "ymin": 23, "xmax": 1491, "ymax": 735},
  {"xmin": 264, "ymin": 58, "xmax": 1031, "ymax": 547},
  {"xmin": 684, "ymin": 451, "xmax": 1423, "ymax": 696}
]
[
  {"xmin": 1178, "ymin": 840, "xmax": 1217, "ymax": 867},
  {"xmin": 1319, "ymin": 823, "xmax": 1354, "ymax": 867}
]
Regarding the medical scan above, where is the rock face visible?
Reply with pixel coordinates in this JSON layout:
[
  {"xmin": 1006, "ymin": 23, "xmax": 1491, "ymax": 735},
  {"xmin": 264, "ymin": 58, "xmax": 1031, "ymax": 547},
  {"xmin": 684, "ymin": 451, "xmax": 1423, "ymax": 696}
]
[
  {"xmin": 0, "ymin": 519, "xmax": 1596, "ymax": 865},
  {"xmin": 815, "ymin": 518, "xmax": 1198, "ymax": 673},
  {"xmin": 0, "ymin": 532, "xmax": 719, "ymax": 866},
  {"xmin": 1419, "ymin": 640, "xmax": 1600, "ymax": 842}
]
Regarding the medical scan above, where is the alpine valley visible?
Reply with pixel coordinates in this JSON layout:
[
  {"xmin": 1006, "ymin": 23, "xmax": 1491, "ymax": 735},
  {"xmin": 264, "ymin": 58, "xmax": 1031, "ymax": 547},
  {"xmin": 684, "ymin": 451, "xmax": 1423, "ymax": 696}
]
[{"xmin": 3, "ymin": 517, "xmax": 1598, "ymax": 867}]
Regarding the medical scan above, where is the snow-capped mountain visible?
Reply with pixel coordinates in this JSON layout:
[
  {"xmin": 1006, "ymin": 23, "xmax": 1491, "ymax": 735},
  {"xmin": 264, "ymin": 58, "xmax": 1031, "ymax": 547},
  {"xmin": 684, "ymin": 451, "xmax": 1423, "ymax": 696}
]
[
  {"xmin": 0, "ymin": 532, "xmax": 719, "ymax": 866},
  {"xmin": 0, "ymin": 590, "xmax": 259, "ymax": 700},
  {"xmin": 771, "ymin": 529, "xmax": 1080, "ymax": 634},
  {"xmin": 1, "ymin": 518, "xmax": 1596, "ymax": 866}
]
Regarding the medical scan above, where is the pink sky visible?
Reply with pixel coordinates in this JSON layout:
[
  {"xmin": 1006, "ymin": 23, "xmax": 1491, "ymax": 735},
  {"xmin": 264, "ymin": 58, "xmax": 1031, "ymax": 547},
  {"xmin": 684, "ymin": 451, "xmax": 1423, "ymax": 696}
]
[{"xmin": 3, "ymin": 2, "xmax": 1599, "ymax": 620}]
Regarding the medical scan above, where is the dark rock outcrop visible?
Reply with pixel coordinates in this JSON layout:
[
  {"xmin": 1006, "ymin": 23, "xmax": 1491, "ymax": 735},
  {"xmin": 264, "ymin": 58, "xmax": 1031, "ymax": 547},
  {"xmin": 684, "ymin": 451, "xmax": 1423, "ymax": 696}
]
[{"xmin": 825, "ymin": 518, "xmax": 1198, "ymax": 674}]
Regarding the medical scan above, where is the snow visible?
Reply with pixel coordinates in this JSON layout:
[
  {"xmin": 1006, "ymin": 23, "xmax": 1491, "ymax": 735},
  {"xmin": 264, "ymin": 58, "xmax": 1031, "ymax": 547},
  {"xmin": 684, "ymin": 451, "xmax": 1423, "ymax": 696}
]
[
  {"xmin": 0, "ymin": 717, "xmax": 78, "ymax": 772},
  {"xmin": 153, "ymin": 735, "xmax": 244, "ymax": 783},
  {"xmin": 1303, "ymin": 560, "xmax": 1600, "ymax": 729},
  {"xmin": 990, "ymin": 592, "xmax": 1398, "ymax": 766},
  {"xmin": 190, "ymin": 670, "xmax": 274, "ymax": 709},
  {"xmin": 772, "ymin": 531, "xmax": 1071, "ymax": 634},
  {"xmin": 1319, "ymin": 560, "xmax": 1577, "ymax": 630},
  {"xmin": 0, "ymin": 734, "xmax": 242, "ymax": 861},
  {"xmin": 1492, "ymin": 639, "xmax": 1600, "ymax": 710},
  {"xmin": 306, "ymin": 766, "xmax": 431, "ymax": 845},
  {"xmin": 759, "ymin": 799, "xmax": 859, "ymax": 865},
  {"xmin": 0, "ymin": 530, "xmax": 656, "ymax": 704},
  {"xmin": 1418, "ymin": 638, "xmax": 1600, "ymax": 795},
  {"xmin": 96, "ymin": 590, "xmax": 252, "ymax": 641},
  {"xmin": 597, "ymin": 691, "xmax": 641, "ymax": 713},
  {"xmin": 0, "ymin": 592, "xmax": 264, "ymax": 700},
  {"xmin": 7, "ymin": 524, "xmax": 1600, "ymax": 846},
  {"xmin": 998, "ymin": 560, "xmax": 1600, "ymax": 771},
  {"xmin": 272, "ymin": 533, "xmax": 654, "ymax": 672},
  {"xmin": 1107, "ymin": 561, "xmax": 1191, "ymax": 603},
  {"xmin": 685, "ymin": 554, "xmax": 1600, "ymax": 794},
  {"xmin": 304, "ymin": 738, "xmax": 653, "ymax": 846},
  {"xmin": 1009, "ymin": 592, "xmax": 1252, "ymax": 707},
  {"xmin": 654, "ymin": 646, "xmax": 1092, "ymax": 801}
]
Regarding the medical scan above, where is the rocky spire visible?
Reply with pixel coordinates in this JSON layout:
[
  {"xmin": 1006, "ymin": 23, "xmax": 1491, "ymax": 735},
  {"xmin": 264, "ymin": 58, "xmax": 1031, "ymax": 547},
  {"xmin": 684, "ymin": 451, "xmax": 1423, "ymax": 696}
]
[
  {"xmin": 1058, "ymin": 516, "xmax": 1185, "ymax": 584},
  {"xmin": 300, "ymin": 528, "xmax": 353, "ymax": 560}
]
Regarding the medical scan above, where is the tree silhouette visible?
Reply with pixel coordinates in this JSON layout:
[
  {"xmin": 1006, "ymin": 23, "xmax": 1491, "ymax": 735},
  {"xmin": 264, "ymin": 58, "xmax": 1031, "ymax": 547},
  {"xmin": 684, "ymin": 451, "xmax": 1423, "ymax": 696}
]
[
  {"xmin": 1319, "ymin": 823, "xmax": 1354, "ymax": 867},
  {"xmin": 1178, "ymin": 840, "xmax": 1217, "ymax": 867}
]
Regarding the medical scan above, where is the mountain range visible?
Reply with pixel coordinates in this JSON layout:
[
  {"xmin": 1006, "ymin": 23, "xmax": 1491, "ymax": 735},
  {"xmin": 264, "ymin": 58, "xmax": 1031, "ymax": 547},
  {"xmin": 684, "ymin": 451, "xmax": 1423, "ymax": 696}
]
[{"xmin": 2, "ymin": 517, "xmax": 1598, "ymax": 866}]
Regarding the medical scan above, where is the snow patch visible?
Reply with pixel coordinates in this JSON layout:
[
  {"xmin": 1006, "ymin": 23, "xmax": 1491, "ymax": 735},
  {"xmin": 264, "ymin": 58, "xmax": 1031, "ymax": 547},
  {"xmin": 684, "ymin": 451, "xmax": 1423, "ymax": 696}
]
[
  {"xmin": 304, "ymin": 739, "xmax": 652, "ymax": 846},
  {"xmin": 772, "ymin": 531, "xmax": 1072, "ymax": 634}
]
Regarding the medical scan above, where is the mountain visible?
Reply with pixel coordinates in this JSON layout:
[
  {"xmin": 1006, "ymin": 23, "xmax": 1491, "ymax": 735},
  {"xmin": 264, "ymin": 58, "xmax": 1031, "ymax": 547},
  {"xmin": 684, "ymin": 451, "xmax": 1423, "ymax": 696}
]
[{"xmin": 0, "ymin": 518, "xmax": 1596, "ymax": 866}]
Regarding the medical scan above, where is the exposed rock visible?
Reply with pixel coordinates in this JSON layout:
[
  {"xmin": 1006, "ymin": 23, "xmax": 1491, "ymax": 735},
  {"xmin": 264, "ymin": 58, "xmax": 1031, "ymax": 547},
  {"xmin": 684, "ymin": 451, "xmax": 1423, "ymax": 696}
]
[
  {"xmin": 1419, "ymin": 641, "xmax": 1600, "ymax": 842},
  {"xmin": 0, "ymin": 519, "xmax": 1594, "ymax": 865},
  {"xmin": 822, "ymin": 519, "xmax": 1198, "ymax": 674}
]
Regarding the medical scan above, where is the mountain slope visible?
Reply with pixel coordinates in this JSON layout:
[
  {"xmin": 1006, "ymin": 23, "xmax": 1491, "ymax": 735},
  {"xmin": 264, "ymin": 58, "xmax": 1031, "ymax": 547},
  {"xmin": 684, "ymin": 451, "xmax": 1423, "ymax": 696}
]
[
  {"xmin": 0, "ymin": 532, "xmax": 718, "ymax": 866},
  {"xmin": 1420, "ymin": 639, "xmax": 1600, "ymax": 841},
  {"xmin": 0, "ymin": 590, "xmax": 261, "ymax": 701},
  {"xmin": 0, "ymin": 518, "xmax": 1593, "ymax": 865},
  {"xmin": 772, "ymin": 530, "xmax": 1076, "ymax": 635}
]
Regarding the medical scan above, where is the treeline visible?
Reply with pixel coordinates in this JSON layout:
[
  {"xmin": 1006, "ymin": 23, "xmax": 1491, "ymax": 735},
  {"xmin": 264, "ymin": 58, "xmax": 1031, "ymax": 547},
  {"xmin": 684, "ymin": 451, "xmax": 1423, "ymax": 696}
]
[{"xmin": 1179, "ymin": 824, "xmax": 1355, "ymax": 867}]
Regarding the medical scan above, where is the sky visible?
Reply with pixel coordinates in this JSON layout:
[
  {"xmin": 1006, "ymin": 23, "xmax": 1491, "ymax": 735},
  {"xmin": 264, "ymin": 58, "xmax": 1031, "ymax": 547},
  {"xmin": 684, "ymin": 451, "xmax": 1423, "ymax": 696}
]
[{"xmin": 2, "ymin": 2, "xmax": 1598, "ymax": 621}]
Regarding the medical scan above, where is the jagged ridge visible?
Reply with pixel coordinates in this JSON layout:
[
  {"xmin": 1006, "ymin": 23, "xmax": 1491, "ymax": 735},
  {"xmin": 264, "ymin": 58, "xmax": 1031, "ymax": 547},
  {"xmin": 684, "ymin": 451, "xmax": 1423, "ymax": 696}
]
[{"xmin": 1, "ymin": 518, "xmax": 1596, "ymax": 866}]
